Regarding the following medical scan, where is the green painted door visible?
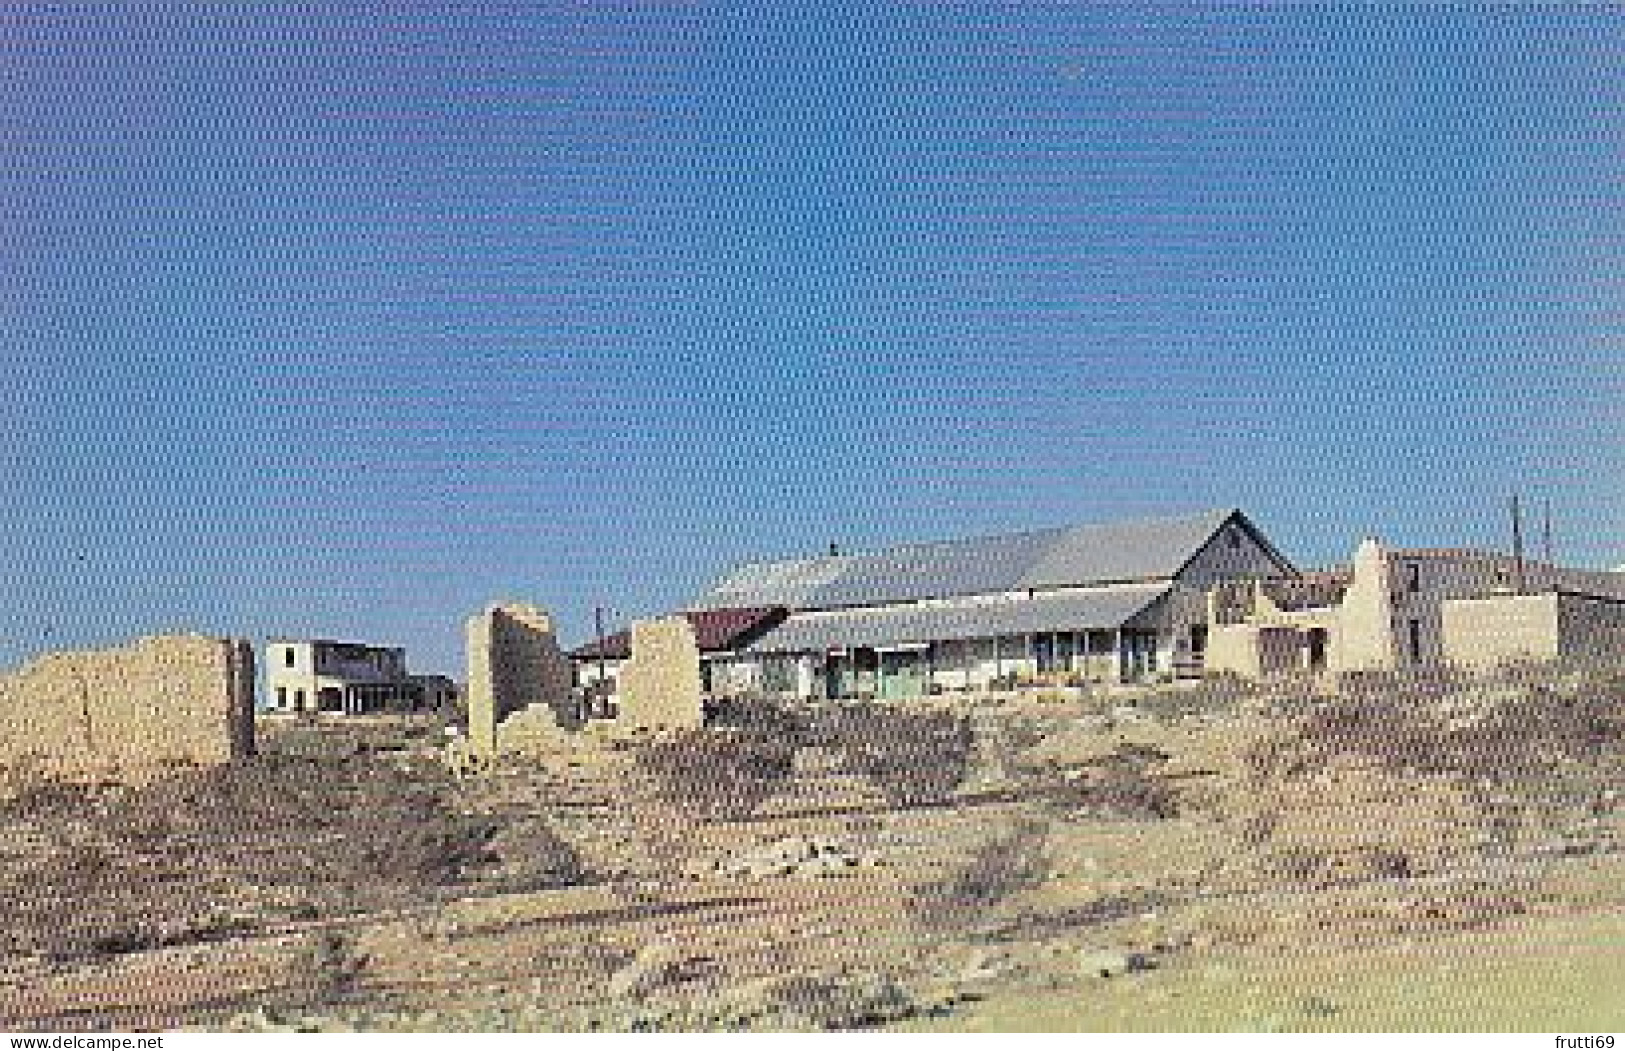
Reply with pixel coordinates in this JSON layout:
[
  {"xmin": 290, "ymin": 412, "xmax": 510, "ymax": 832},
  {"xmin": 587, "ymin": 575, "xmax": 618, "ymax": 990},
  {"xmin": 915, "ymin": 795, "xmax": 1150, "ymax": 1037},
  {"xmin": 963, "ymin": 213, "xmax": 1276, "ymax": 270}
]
[{"xmin": 879, "ymin": 650, "xmax": 927, "ymax": 700}]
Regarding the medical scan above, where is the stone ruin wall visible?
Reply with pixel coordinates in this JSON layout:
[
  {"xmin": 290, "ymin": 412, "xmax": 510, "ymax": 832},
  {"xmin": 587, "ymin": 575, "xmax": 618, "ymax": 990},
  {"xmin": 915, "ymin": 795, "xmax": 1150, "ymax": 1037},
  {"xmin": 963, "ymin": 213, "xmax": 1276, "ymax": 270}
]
[
  {"xmin": 465, "ymin": 602, "xmax": 572, "ymax": 755},
  {"xmin": 0, "ymin": 634, "xmax": 256, "ymax": 780},
  {"xmin": 613, "ymin": 616, "xmax": 704, "ymax": 735},
  {"xmin": 457, "ymin": 605, "xmax": 707, "ymax": 767}
]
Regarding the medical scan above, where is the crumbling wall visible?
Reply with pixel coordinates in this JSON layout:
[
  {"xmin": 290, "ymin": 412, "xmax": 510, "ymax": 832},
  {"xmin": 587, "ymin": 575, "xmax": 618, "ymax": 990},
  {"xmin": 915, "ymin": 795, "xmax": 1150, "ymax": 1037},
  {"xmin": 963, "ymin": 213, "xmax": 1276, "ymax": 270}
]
[
  {"xmin": 1205, "ymin": 623, "xmax": 1265, "ymax": 679},
  {"xmin": 613, "ymin": 616, "xmax": 704, "ymax": 735},
  {"xmin": 465, "ymin": 602, "xmax": 572, "ymax": 756},
  {"xmin": 0, "ymin": 634, "xmax": 256, "ymax": 780},
  {"xmin": 1205, "ymin": 624, "xmax": 1307, "ymax": 681}
]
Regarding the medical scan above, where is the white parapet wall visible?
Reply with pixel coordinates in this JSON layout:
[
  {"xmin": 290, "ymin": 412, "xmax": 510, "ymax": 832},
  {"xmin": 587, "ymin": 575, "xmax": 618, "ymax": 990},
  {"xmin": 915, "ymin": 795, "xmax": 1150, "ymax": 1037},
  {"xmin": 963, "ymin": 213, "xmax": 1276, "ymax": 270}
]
[{"xmin": 1444, "ymin": 590, "xmax": 1625, "ymax": 672}]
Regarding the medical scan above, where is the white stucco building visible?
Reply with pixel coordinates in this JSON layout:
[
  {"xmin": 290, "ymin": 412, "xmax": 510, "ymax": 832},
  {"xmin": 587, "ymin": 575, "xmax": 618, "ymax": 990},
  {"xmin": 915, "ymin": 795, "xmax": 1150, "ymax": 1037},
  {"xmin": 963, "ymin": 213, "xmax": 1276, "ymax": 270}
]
[{"xmin": 265, "ymin": 639, "xmax": 456, "ymax": 715}]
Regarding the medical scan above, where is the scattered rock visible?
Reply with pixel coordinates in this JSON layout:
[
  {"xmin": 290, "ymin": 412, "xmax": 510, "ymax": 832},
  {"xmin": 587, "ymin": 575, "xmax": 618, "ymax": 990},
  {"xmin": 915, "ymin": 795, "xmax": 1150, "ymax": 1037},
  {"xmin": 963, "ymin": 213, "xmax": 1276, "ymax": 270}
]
[
  {"xmin": 715, "ymin": 835, "xmax": 877, "ymax": 879},
  {"xmin": 607, "ymin": 941, "xmax": 715, "ymax": 1000},
  {"xmin": 1078, "ymin": 948, "xmax": 1155, "ymax": 979},
  {"xmin": 945, "ymin": 946, "xmax": 1020, "ymax": 1000}
]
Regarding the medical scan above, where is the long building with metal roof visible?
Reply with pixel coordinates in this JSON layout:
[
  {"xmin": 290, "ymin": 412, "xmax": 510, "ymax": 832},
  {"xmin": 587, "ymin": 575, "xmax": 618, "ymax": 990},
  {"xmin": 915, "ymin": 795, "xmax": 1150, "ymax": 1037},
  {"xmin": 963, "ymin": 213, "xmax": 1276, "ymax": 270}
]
[{"xmin": 672, "ymin": 508, "xmax": 1297, "ymax": 700}]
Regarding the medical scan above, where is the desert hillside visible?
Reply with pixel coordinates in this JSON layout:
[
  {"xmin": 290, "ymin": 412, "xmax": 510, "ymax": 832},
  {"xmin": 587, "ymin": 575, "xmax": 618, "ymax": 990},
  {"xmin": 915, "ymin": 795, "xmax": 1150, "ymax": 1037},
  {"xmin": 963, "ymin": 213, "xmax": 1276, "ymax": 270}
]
[{"xmin": 2, "ymin": 668, "xmax": 1622, "ymax": 1032}]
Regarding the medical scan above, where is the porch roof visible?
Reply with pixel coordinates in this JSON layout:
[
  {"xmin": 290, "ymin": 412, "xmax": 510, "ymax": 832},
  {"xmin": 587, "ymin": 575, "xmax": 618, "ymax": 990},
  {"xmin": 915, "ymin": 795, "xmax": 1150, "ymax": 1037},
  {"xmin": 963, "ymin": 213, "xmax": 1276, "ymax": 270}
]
[{"xmin": 745, "ymin": 583, "xmax": 1170, "ymax": 654}]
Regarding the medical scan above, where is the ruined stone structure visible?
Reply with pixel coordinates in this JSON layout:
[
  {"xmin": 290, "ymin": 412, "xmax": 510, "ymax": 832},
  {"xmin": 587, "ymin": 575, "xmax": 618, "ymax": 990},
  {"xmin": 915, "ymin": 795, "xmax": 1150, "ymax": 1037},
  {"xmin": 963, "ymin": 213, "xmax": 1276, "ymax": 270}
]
[
  {"xmin": 610, "ymin": 616, "xmax": 705, "ymax": 735},
  {"xmin": 465, "ymin": 603, "xmax": 571, "ymax": 756},
  {"xmin": 1203, "ymin": 538, "xmax": 1625, "ymax": 680},
  {"xmin": 0, "ymin": 634, "xmax": 255, "ymax": 780}
]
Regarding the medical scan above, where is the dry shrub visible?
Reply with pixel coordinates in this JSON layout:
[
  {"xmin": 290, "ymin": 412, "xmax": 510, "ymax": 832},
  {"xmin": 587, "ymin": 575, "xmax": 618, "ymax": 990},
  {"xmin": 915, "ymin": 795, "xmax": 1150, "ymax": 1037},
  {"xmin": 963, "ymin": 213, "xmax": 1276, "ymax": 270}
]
[
  {"xmin": 1022, "ymin": 741, "xmax": 1182, "ymax": 820},
  {"xmin": 631, "ymin": 729, "xmax": 796, "ymax": 823},
  {"xmin": 1074, "ymin": 765, "xmax": 1182, "ymax": 820},
  {"xmin": 702, "ymin": 694, "xmax": 806, "ymax": 737},
  {"xmin": 745, "ymin": 970, "xmax": 919, "ymax": 1030},
  {"xmin": 908, "ymin": 819, "xmax": 1050, "ymax": 937},
  {"xmin": 116, "ymin": 753, "xmax": 500, "ymax": 894},
  {"xmin": 482, "ymin": 818, "xmax": 587, "ymax": 892},
  {"xmin": 1132, "ymin": 676, "xmax": 1252, "ymax": 724},
  {"xmin": 1075, "ymin": 742, "xmax": 1180, "ymax": 818},
  {"xmin": 1243, "ymin": 758, "xmax": 1488, "ymax": 886},
  {"xmin": 809, "ymin": 705, "xmax": 973, "ymax": 808},
  {"xmin": 302, "ymin": 929, "xmax": 370, "ymax": 1006},
  {"xmin": 1294, "ymin": 878, "xmax": 1534, "ymax": 950},
  {"xmin": 1235, "ymin": 667, "xmax": 1625, "ymax": 888},
  {"xmin": 0, "ymin": 748, "xmax": 533, "ymax": 962}
]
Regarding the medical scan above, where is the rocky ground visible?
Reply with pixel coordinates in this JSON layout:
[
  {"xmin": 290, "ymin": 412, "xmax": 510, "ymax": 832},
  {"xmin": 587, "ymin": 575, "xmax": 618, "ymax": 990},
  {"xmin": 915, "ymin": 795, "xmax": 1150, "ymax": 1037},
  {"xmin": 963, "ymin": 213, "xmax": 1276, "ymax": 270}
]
[{"xmin": 1, "ymin": 669, "xmax": 1622, "ymax": 1032}]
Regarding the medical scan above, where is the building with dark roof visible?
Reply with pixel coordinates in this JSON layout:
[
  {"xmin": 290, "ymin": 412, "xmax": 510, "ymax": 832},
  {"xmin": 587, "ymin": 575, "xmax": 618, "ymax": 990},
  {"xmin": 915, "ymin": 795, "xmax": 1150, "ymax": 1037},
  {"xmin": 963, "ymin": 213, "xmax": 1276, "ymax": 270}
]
[{"xmin": 569, "ymin": 607, "xmax": 788, "ymax": 702}]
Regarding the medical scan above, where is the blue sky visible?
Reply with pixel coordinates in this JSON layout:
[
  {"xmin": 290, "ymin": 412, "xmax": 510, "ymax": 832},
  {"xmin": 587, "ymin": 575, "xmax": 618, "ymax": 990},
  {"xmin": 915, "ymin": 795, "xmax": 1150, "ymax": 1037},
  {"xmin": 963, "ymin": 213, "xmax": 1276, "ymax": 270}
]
[{"xmin": 2, "ymin": 4, "xmax": 1621, "ymax": 676}]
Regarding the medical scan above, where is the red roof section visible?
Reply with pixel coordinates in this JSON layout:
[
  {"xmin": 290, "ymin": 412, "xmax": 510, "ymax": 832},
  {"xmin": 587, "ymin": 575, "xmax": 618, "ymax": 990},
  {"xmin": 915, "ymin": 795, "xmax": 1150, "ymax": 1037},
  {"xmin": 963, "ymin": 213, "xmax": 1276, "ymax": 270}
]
[{"xmin": 569, "ymin": 606, "xmax": 787, "ymax": 661}]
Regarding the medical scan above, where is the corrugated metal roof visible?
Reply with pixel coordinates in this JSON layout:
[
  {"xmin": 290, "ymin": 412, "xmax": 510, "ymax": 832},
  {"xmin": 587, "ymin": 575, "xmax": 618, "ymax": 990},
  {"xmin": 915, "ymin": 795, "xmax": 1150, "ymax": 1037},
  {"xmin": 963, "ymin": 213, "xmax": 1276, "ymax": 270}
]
[
  {"xmin": 745, "ymin": 583, "xmax": 1171, "ymax": 654},
  {"xmin": 691, "ymin": 508, "xmax": 1246, "ymax": 612},
  {"xmin": 1016, "ymin": 509, "xmax": 1238, "ymax": 590},
  {"xmin": 698, "ymin": 554, "xmax": 857, "ymax": 610}
]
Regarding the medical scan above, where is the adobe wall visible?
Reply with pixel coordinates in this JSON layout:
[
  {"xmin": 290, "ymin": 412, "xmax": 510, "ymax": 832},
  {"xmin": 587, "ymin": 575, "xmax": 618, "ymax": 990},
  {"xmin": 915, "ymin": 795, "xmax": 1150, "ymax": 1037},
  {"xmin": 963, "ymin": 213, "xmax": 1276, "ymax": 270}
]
[
  {"xmin": 1441, "ymin": 594, "xmax": 1558, "ymax": 670},
  {"xmin": 1205, "ymin": 624, "xmax": 1264, "ymax": 679},
  {"xmin": 465, "ymin": 602, "xmax": 572, "ymax": 756},
  {"xmin": 612, "ymin": 616, "xmax": 704, "ymax": 735},
  {"xmin": 1442, "ymin": 591, "xmax": 1625, "ymax": 671},
  {"xmin": 0, "ymin": 634, "xmax": 255, "ymax": 780},
  {"xmin": 1205, "ymin": 623, "xmax": 1303, "ymax": 680}
]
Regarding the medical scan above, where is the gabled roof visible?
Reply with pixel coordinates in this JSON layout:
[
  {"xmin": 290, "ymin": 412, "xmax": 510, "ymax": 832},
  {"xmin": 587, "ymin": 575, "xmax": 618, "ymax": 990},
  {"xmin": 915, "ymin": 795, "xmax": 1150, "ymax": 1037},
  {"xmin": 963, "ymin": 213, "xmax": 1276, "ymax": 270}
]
[
  {"xmin": 690, "ymin": 509, "xmax": 1288, "ymax": 612},
  {"xmin": 570, "ymin": 606, "xmax": 787, "ymax": 661}
]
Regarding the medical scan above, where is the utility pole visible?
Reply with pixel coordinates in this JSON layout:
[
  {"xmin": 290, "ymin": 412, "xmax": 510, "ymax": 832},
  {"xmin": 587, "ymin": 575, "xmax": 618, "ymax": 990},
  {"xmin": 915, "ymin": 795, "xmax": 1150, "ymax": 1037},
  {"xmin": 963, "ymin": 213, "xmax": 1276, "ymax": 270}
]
[
  {"xmin": 1511, "ymin": 492, "xmax": 1527, "ymax": 593},
  {"xmin": 1542, "ymin": 495, "xmax": 1555, "ymax": 568}
]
